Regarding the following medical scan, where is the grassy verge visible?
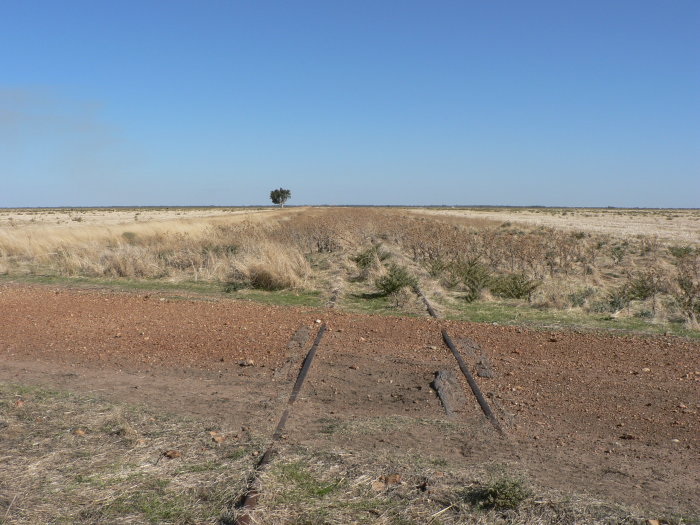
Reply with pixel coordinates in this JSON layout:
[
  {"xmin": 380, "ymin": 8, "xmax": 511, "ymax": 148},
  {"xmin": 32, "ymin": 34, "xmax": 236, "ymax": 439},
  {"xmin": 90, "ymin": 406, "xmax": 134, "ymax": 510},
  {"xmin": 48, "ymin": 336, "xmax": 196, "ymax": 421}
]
[
  {"xmin": 1, "ymin": 273, "xmax": 696, "ymax": 339},
  {"xmin": 444, "ymin": 298, "xmax": 699, "ymax": 339},
  {"xmin": 0, "ymin": 274, "xmax": 324, "ymax": 307},
  {"xmin": 2, "ymin": 383, "xmax": 679, "ymax": 524}
]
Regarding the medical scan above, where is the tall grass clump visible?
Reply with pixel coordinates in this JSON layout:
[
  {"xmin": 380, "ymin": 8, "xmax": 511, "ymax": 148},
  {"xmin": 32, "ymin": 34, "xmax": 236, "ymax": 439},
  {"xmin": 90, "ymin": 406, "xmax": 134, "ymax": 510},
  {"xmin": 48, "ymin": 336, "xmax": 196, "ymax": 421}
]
[{"xmin": 228, "ymin": 241, "xmax": 310, "ymax": 291}]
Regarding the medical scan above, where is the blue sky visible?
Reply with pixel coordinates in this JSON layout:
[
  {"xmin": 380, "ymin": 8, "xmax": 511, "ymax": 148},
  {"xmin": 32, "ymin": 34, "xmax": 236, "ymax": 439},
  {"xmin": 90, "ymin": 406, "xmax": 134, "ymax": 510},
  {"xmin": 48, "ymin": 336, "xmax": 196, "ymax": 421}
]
[{"xmin": 1, "ymin": 1, "xmax": 698, "ymax": 207}]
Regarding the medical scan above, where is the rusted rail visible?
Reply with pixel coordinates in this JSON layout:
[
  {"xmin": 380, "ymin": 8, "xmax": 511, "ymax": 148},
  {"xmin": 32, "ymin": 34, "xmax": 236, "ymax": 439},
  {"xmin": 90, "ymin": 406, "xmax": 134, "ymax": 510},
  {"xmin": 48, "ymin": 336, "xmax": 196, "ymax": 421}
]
[
  {"xmin": 235, "ymin": 324, "xmax": 327, "ymax": 524},
  {"xmin": 415, "ymin": 286, "xmax": 504, "ymax": 434},
  {"xmin": 441, "ymin": 329, "xmax": 504, "ymax": 434}
]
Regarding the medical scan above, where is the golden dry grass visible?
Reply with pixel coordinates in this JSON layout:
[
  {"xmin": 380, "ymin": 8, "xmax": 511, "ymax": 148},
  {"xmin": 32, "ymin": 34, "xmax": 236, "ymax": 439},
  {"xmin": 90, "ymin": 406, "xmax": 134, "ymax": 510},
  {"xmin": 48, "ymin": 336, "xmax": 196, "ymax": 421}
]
[
  {"xmin": 412, "ymin": 207, "xmax": 700, "ymax": 245},
  {"xmin": 1, "ymin": 206, "xmax": 698, "ymax": 332}
]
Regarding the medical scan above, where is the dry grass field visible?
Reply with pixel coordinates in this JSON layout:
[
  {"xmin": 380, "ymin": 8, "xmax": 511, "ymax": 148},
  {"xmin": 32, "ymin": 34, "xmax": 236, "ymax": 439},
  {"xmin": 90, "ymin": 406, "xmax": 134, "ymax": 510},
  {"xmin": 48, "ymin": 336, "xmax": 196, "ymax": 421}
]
[
  {"xmin": 414, "ymin": 207, "xmax": 700, "ymax": 244},
  {"xmin": 1, "ymin": 206, "xmax": 698, "ymax": 335}
]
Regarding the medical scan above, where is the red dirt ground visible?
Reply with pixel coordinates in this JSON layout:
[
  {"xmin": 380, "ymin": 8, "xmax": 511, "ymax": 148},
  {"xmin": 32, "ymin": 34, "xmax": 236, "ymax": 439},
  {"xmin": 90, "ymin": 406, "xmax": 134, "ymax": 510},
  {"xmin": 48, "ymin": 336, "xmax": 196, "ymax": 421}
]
[{"xmin": 1, "ymin": 283, "xmax": 698, "ymax": 516}]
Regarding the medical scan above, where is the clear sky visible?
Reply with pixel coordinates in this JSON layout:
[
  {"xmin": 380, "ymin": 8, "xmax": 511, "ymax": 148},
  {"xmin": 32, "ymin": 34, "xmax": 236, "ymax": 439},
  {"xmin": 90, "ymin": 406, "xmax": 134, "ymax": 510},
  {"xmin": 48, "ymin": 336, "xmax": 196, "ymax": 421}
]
[{"xmin": 1, "ymin": 0, "xmax": 698, "ymax": 207}]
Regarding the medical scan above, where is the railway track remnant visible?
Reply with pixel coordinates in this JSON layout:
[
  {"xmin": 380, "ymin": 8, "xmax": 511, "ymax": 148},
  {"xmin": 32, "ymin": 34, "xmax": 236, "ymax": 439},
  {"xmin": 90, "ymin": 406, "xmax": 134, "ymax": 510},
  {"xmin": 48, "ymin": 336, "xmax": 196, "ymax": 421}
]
[
  {"xmin": 414, "ymin": 286, "xmax": 504, "ymax": 435},
  {"xmin": 235, "ymin": 323, "xmax": 327, "ymax": 524}
]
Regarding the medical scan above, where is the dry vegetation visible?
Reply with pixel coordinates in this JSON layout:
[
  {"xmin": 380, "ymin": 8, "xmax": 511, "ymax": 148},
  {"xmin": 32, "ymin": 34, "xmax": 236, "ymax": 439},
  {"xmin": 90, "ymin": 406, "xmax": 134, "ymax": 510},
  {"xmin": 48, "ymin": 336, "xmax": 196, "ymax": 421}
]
[
  {"xmin": 1, "ymin": 384, "xmax": 660, "ymax": 524},
  {"xmin": 1, "ymin": 206, "xmax": 698, "ymax": 333}
]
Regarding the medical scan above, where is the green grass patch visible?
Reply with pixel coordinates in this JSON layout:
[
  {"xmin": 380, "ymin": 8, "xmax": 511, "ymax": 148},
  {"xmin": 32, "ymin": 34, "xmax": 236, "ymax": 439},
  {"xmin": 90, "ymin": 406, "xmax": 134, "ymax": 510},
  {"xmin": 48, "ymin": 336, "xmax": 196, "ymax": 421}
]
[
  {"xmin": 446, "ymin": 299, "xmax": 700, "ymax": 339},
  {"xmin": 0, "ymin": 274, "xmax": 324, "ymax": 307}
]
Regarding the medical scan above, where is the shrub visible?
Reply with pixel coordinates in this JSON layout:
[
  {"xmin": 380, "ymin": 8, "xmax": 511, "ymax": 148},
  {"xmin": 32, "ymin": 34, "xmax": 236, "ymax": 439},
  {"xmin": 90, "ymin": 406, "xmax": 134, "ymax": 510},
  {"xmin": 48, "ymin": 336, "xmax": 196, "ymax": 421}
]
[
  {"xmin": 567, "ymin": 287, "xmax": 596, "ymax": 308},
  {"xmin": 462, "ymin": 473, "xmax": 531, "ymax": 510},
  {"xmin": 490, "ymin": 273, "xmax": 539, "ymax": 300},
  {"xmin": 610, "ymin": 244, "xmax": 627, "ymax": 265},
  {"xmin": 375, "ymin": 264, "xmax": 417, "ymax": 296},
  {"xmin": 669, "ymin": 245, "xmax": 695, "ymax": 259},
  {"xmin": 626, "ymin": 271, "xmax": 662, "ymax": 301},
  {"xmin": 450, "ymin": 260, "xmax": 491, "ymax": 302},
  {"xmin": 675, "ymin": 255, "xmax": 700, "ymax": 324},
  {"xmin": 353, "ymin": 244, "xmax": 389, "ymax": 270},
  {"xmin": 606, "ymin": 286, "xmax": 631, "ymax": 312},
  {"xmin": 121, "ymin": 231, "xmax": 138, "ymax": 244}
]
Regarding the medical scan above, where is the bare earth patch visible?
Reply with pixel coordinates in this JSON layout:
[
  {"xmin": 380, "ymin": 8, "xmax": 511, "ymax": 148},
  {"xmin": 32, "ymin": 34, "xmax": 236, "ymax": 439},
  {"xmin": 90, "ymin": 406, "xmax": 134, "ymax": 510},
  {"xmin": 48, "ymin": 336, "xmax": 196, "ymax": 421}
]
[{"xmin": 1, "ymin": 283, "xmax": 698, "ymax": 523}]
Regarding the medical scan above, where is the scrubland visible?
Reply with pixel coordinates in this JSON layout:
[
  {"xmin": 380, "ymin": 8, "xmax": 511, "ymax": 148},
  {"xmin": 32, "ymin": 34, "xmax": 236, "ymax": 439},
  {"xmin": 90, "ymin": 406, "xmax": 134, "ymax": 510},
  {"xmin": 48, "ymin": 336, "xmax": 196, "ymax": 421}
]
[{"xmin": 1, "ymin": 206, "xmax": 698, "ymax": 334}]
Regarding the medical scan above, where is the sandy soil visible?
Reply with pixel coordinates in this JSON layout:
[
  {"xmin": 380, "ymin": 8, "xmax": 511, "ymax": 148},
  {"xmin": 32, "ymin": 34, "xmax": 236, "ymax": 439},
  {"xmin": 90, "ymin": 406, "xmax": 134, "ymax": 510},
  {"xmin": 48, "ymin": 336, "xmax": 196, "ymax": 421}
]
[{"xmin": 1, "ymin": 283, "xmax": 698, "ymax": 516}]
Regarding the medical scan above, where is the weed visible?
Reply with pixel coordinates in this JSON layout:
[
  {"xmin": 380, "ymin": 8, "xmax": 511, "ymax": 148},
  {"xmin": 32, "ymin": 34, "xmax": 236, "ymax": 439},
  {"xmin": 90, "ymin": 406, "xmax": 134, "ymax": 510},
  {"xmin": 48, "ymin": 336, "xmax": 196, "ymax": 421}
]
[
  {"xmin": 462, "ymin": 472, "xmax": 531, "ymax": 510},
  {"xmin": 669, "ymin": 245, "xmax": 695, "ymax": 258},
  {"xmin": 353, "ymin": 244, "xmax": 389, "ymax": 270},
  {"xmin": 375, "ymin": 264, "xmax": 418, "ymax": 296},
  {"xmin": 567, "ymin": 287, "xmax": 596, "ymax": 308},
  {"xmin": 450, "ymin": 260, "xmax": 491, "ymax": 302},
  {"xmin": 490, "ymin": 273, "xmax": 539, "ymax": 300}
]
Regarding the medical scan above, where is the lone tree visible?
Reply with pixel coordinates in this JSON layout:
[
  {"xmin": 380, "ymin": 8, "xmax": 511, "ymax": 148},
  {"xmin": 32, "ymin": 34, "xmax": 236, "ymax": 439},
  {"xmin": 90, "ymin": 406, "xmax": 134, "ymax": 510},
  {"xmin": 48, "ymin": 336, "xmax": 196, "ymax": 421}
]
[{"xmin": 270, "ymin": 188, "xmax": 291, "ymax": 207}]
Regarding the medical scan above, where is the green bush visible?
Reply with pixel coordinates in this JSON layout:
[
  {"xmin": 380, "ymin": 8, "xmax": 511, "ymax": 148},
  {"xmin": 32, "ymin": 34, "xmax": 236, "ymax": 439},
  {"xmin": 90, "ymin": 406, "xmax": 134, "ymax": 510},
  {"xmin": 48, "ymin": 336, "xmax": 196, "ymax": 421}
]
[
  {"xmin": 567, "ymin": 287, "xmax": 596, "ymax": 308},
  {"xmin": 375, "ymin": 264, "xmax": 417, "ymax": 296},
  {"xmin": 669, "ymin": 245, "xmax": 695, "ymax": 259},
  {"xmin": 489, "ymin": 273, "xmax": 539, "ymax": 300},
  {"xmin": 450, "ymin": 260, "xmax": 491, "ymax": 302},
  {"xmin": 353, "ymin": 244, "xmax": 389, "ymax": 270},
  {"xmin": 606, "ymin": 286, "xmax": 631, "ymax": 312},
  {"xmin": 462, "ymin": 474, "xmax": 531, "ymax": 510}
]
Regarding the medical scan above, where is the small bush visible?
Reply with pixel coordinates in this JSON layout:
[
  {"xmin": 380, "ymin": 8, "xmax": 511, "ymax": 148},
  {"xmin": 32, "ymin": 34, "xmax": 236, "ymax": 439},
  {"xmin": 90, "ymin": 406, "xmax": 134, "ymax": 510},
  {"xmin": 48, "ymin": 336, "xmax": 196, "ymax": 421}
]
[
  {"xmin": 567, "ymin": 287, "xmax": 596, "ymax": 308},
  {"xmin": 626, "ymin": 272, "xmax": 661, "ymax": 301},
  {"xmin": 490, "ymin": 273, "xmax": 539, "ymax": 300},
  {"xmin": 606, "ymin": 286, "xmax": 631, "ymax": 312},
  {"xmin": 669, "ymin": 245, "xmax": 695, "ymax": 259},
  {"xmin": 610, "ymin": 244, "xmax": 627, "ymax": 265},
  {"xmin": 463, "ymin": 474, "xmax": 531, "ymax": 510},
  {"xmin": 450, "ymin": 260, "xmax": 491, "ymax": 302},
  {"xmin": 353, "ymin": 244, "xmax": 389, "ymax": 270},
  {"xmin": 121, "ymin": 231, "xmax": 138, "ymax": 244},
  {"xmin": 375, "ymin": 264, "xmax": 417, "ymax": 296}
]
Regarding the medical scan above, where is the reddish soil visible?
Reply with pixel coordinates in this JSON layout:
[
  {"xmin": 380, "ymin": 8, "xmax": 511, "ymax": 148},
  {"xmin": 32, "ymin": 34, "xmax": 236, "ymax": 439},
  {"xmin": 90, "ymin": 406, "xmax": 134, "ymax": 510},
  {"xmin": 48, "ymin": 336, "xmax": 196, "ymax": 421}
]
[{"xmin": 1, "ymin": 283, "xmax": 698, "ymax": 516}]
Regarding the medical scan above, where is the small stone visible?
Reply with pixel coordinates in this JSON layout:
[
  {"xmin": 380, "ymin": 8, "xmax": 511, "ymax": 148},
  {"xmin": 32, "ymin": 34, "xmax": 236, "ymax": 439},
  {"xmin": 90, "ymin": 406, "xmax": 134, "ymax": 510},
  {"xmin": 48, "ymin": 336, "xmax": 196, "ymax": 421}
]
[
  {"xmin": 72, "ymin": 428, "xmax": 86, "ymax": 436},
  {"xmin": 671, "ymin": 439, "xmax": 680, "ymax": 443},
  {"xmin": 371, "ymin": 480, "xmax": 386, "ymax": 492},
  {"xmin": 315, "ymin": 319, "xmax": 322, "ymax": 324},
  {"xmin": 642, "ymin": 368, "xmax": 651, "ymax": 373},
  {"xmin": 349, "ymin": 365, "xmax": 358, "ymax": 370}
]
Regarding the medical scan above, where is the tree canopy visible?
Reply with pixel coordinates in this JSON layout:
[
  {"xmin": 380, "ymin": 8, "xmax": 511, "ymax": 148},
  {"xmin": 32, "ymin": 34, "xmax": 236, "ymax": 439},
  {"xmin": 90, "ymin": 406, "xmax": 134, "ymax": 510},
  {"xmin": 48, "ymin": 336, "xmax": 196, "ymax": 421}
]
[{"xmin": 270, "ymin": 188, "xmax": 291, "ymax": 207}]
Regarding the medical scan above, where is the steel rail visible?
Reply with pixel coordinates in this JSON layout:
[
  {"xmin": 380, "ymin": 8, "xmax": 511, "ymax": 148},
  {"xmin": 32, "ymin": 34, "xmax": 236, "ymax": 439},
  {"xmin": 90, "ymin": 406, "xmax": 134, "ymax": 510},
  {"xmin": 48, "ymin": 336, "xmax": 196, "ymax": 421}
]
[
  {"xmin": 414, "ymin": 286, "xmax": 504, "ymax": 435},
  {"xmin": 235, "ymin": 324, "xmax": 327, "ymax": 525},
  {"xmin": 441, "ymin": 328, "xmax": 504, "ymax": 434}
]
